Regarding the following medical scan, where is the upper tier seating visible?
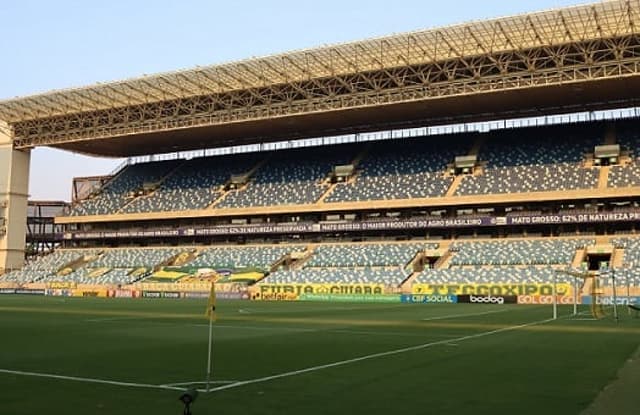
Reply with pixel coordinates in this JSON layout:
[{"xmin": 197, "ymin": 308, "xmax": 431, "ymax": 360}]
[
  {"xmin": 449, "ymin": 238, "xmax": 594, "ymax": 266},
  {"xmin": 121, "ymin": 154, "xmax": 260, "ymax": 213},
  {"xmin": 455, "ymin": 126, "xmax": 600, "ymax": 195},
  {"xmin": 616, "ymin": 122, "xmax": 640, "ymax": 154},
  {"xmin": 325, "ymin": 138, "xmax": 464, "ymax": 202},
  {"xmin": 608, "ymin": 123, "xmax": 640, "ymax": 188},
  {"xmin": 69, "ymin": 160, "xmax": 181, "ymax": 216},
  {"xmin": 608, "ymin": 163, "xmax": 640, "ymax": 188},
  {"xmin": 188, "ymin": 245, "xmax": 305, "ymax": 269},
  {"xmin": 62, "ymin": 120, "xmax": 640, "ymax": 218},
  {"xmin": 217, "ymin": 146, "xmax": 356, "ymax": 208}
]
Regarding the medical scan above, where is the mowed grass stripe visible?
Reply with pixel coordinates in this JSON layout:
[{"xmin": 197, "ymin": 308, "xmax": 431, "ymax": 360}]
[
  {"xmin": 0, "ymin": 317, "xmax": 554, "ymax": 394},
  {"xmin": 206, "ymin": 316, "xmax": 556, "ymax": 393},
  {"xmin": 0, "ymin": 368, "xmax": 185, "ymax": 392},
  {"xmin": 1, "ymin": 297, "xmax": 640, "ymax": 415},
  {"xmin": 1, "ymin": 303, "xmax": 639, "ymax": 334}
]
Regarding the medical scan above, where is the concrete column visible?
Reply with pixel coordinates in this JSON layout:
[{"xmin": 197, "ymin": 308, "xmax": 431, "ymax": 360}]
[{"xmin": 0, "ymin": 121, "xmax": 30, "ymax": 272}]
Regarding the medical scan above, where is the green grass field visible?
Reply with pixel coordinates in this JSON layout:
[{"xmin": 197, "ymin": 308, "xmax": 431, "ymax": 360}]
[{"xmin": 1, "ymin": 296, "xmax": 639, "ymax": 415}]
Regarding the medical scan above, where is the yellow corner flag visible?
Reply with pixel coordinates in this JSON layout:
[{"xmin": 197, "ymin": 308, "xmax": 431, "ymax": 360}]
[{"xmin": 205, "ymin": 282, "xmax": 217, "ymax": 322}]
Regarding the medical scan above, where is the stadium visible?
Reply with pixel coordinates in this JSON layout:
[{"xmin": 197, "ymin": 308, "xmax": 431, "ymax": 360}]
[{"xmin": 1, "ymin": 1, "xmax": 640, "ymax": 414}]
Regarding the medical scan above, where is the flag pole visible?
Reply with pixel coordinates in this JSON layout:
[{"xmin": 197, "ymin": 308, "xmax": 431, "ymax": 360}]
[
  {"xmin": 204, "ymin": 281, "xmax": 217, "ymax": 392},
  {"xmin": 206, "ymin": 311, "xmax": 213, "ymax": 392}
]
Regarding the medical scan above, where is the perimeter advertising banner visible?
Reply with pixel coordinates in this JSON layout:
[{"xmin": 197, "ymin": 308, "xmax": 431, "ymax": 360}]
[
  {"xmin": 252, "ymin": 292, "xmax": 300, "ymax": 301},
  {"xmin": 299, "ymin": 294, "xmax": 401, "ymax": 303},
  {"xmin": 65, "ymin": 210, "xmax": 640, "ymax": 240},
  {"xmin": 517, "ymin": 295, "xmax": 577, "ymax": 305},
  {"xmin": 400, "ymin": 294, "xmax": 458, "ymax": 304},
  {"xmin": 411, "ymin": 283, "xmax": 572, "ymax": 296},
  {"xmin": 255, "ymin": 284, "xmax": 385, "ymax": 296},
  {"xmin": 581, "ymin": 296, "xmax": 640, "ymax": 305},
  {"xmin": 72, "ymin": 289, "xmax": 107, "ymax": 297},
  {"xmin": 458, "ymin": 294, "xmax": 518, "ymax": 304},
  {"xmin": 106, "ymin": 289, "xmax": 142, "ymax": 298},
  {"xmin": 45, "ymin": 289, "xmax": 73, "ymax": 297},
  {"xmin": 14, "ymin": 289, "xmax": 46, "ymax": 295}
]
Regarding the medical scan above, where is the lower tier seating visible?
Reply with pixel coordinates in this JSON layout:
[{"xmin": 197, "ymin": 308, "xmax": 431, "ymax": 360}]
[
  {"xmin": 415, "ymin": 266, "xmax": 576, "ymax": 285},
  {"xmin": 265, "ymin": 268, "xmax": 410, "ymax": 285},
  {"xmin": 0, "ymin": 250, "xmax": 98, "ymax": 283},
  {"xmin": 449, "ymin": 238, "xmax": 594, "ymax": 266},
  {"xmin": 4, "ymin": 237, "xmax": 640, "ymax": 289}
]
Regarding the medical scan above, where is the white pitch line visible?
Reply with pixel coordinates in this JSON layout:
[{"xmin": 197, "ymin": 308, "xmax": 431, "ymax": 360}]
[
  {"xmin": 205, "ymin": 317, "xmax": 555, "ymax": 394},
  {"xmin": 163, "ymin": 380, "xmax": 238, "ymax": 387},
  {"xmin": 198, "ymin": 324, "xmax": 318, "ymax": 333},
  {"xmin": 85, "ymin": 317, "xmax": 137, "ymax": 322},
  {"xmin": 0, "ymin": 368, "xmax": 185, "ymax": 392},
  {"xmin": 421, "ymin": 308, "xmax": 509, "ymax": 321},
  {"xmin": 325, "ymin": 329, "xmax": 463, "ymax": 338}
]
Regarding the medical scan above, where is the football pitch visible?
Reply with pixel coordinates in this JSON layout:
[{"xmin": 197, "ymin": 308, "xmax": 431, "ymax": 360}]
[{"xmin": 1, "ymin": 296, "xmax": 639, "ymax": 415}]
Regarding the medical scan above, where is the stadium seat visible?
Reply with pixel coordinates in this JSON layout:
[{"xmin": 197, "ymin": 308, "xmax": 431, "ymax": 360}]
[
  {"xmin": 217, "ymin": 146, "xmax": 356, "ymax": 208},
  {"xmin": 325, "ymin": 138, "xmax": 462, "ymax": 203},
  {"xmin": 265, "ymin": 242, "xmax": 436, "ymax": 286},
  {"xmin": 121, "ymin": 154, "xmax": 260, "ymax": 213},
  {"xmin": 455, "ymin": 127, "xmax": 600, "ymax": 195},
  {"xmin": 68, "ymin": 160, "xmax": 182, "ymax": 216}
]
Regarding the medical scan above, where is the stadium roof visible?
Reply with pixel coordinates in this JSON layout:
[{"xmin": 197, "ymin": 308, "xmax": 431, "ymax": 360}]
[{"xmin": 2, "ymin": 0, "xmax": 640, "ymax": 156}]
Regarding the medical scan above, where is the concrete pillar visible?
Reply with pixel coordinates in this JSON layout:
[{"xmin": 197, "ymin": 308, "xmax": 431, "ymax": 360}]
[{"xmin": 0, "ymin": 121, "xmax": 30, "ymax": 272}]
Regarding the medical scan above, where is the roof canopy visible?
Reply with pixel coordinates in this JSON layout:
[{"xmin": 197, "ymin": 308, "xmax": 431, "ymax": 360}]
[{"xmin": 2, "ymin": 0, "xmax": 640, "ymax": 156}]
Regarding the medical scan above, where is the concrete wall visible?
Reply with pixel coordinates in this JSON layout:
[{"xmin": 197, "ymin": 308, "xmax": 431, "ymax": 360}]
[{"xmin": 0, "ymin": 121, "xmax": 30, "ymax": 272}]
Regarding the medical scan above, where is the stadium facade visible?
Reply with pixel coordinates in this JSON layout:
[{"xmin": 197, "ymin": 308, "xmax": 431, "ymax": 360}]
[{"xmin": 1, "ymin": 0, "xmax": 640, "ymax": 303}]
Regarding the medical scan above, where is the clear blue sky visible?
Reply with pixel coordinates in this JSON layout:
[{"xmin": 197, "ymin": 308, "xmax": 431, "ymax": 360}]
[{"xmin": 0, "ymin": 0, "xmax": 584, "ymax": 201}]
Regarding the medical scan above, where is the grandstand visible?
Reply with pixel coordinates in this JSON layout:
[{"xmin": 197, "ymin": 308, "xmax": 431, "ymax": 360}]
[
  {"xmin": 0, "ymin": 0, "xmax": 640, "ymax": 306},
  {"xmin": 4, "ymin": 3, "xmax": 640, "ymax": 414}
]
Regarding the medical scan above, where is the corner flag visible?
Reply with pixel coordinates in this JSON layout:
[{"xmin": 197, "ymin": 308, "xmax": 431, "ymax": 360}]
[
  {"xmin": 204, "ymin": 281, "xmax": 217, "ymax": 391},
  {"xmin": 205, "ymin": 282, "xmax": 217, "ymax": 322}
]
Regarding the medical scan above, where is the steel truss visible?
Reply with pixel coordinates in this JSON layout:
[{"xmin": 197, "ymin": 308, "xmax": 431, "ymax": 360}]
[{"xmin": 1, "ymin": 1, "xmax": 639, "ymax": 148}]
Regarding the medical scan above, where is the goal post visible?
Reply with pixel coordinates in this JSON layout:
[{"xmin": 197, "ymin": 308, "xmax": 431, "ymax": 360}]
[
  {"xmin": 554, "ymin": 268, "xmax": 610, "ymax": 320},
  {"xmin": 554, "ymin": 266, "xmax": 639, "ymax": 321}
]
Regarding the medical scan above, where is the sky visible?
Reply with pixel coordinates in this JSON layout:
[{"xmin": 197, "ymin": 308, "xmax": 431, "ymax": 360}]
[{"xmin": 0, "ymin": 0, "xmax": 587, "ymax": 201}]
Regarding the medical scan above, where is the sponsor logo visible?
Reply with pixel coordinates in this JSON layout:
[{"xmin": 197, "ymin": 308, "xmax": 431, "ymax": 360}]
[
  {"xmin": 458, "ymin": 294, "xmax": 517, "ymax": 304},
  {"xmin": 0, "ymin": 288, "xmax": 16, "ymax": 294},
  {"xmin": 258, "ymin": 284, "xmax": 384, "ymax": 296},
  {"xmin": 400, "ymin": 294, "xmax": 457, "ymax": 304},
  {"xmin": 470, "ymin": 294, "xmax": 504, "ymax": 304},
  {"xmin": 183, "ymin": 292, "xmax": 210, "ymax": 299},
  {"xmin": 15, "ymin": 289, "xmax": 46, "ymax": 295},
  {"xmin": 301, "ymin": 294, "xmax": 401, "ymax": 303},
  {"xmin": 161, "ymin": 292, "xmax": 181, "ymax": 299},
  {"xmin": 517, "ymin": 295, "xmax": 576, "ymax": 305},
  {"xmin": 253, "ymin": 292, "xmax": 299, "ymax": 301},
  {"xmin": 584, "ymin": 296, "xmax": 640, "ymax": 306},
  {"xmin": 46, "ymin": 289, "xmax": 72, "ymax": 297},
  {"xmin": 142, "ymin": 291, "xmax": 161, "ymax": 298},
  {"xmin": 216, "ymin": 292, "xmax": 248, "ymax": 300}
]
